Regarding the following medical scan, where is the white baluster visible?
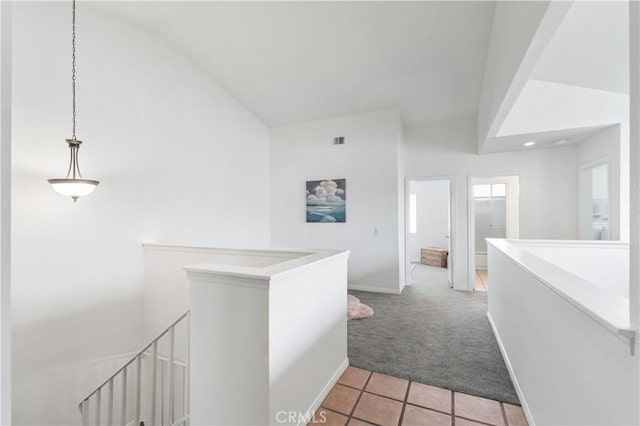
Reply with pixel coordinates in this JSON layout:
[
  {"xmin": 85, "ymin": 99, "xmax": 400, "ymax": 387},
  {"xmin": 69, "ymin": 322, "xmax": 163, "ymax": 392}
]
[
  {"xmin": 168, "ymin": 327, "xmax": 176, "ymax": 424},
  {"xmin": 108, "ymin": 380, "xmax": 114, "ymax": 426},
  {"xmin": 185, "ymin": 313, "xmax": 190, "ymax": 421},
  {"xmin": 136, "ymin": 356, "xmax": 142, "ymax": 424},
  {"xmin": 81, "ymin": 400, "xmax": 88, "ymax": 426},
  {"xmin": 121, "ymin": 368, "xmax": 128, "ymax": 426},
  {"xmin": 151, "ymin": 341, "xmax": 158, "ymax": 426},
  {"xmin": 160, "ymin": 359, "xmax": 165, "ymax": 426},
  {"xmin": 96, "ymin": 388, "xmax": 101, "ymax": 426}
]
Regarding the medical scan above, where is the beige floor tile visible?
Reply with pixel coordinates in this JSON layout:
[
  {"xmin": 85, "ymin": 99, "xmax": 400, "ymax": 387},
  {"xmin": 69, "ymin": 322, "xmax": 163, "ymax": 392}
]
[
  {"xmin": 339, "ymin": 366, "xmax": 372, "ymax": 389},
  {"xmin": 352, "ymin": 392, "xmax": 403, "ymax": 426},
  {"xmin": 401, "ymin": 405, "xmax": 452, "ymax": 426},
  {"xmin": 365, "ymin": 372, "xmax": 409, "ymax": 401},
  {"xmin": 312, "ymin": 409, "xmax": 348, "ymax": 426},
  {"xmin": 407, "ymin": 382, "xmax": 452, "ymax": 414},
  {"xmin": 474, "ymin": 272, "xmax": 487, "ymax": 292},
  {"xmin": 504, "ymin": 404, "xmax": 528, "ymax": 426},
  {"xmin": 454, "ymin": 393, "xmax": 504, "ymax": 426},
  {"xmin": 455, "ymin": 417, "xmax": 486, "ymax": 426},
  {"xmin": 322, "ymin": 384, "xmax": 361, "ymax": 415}
]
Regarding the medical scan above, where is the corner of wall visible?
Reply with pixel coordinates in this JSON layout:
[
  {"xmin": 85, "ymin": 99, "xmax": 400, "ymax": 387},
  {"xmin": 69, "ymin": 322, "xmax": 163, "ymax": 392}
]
[{"xmin": 269, "ymin": 109, "xmax": 404, "ymax": 294}]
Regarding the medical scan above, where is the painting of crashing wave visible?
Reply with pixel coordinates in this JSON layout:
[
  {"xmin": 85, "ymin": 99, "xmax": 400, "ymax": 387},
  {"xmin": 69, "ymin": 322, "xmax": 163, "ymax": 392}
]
[{"xmin": 306, "ymin": 179, "xmax": 346, "ymax": 223}]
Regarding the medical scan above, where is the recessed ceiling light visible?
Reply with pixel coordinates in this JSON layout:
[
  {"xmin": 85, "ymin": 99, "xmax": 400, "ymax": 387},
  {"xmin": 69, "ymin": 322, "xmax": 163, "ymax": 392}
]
[
  {"xmin": 523, "ymin": 141, "xmax": 536, "ymax": 147},
  {"xmin": 554, "ymin": 139, "xmax": 569, "ymax": 145}
]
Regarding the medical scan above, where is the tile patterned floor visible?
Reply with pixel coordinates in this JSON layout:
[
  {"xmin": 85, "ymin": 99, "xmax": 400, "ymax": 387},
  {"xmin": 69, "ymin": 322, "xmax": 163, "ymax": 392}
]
[
  {"xmin": 474, "ymin": 270, "xmax": 488, "ymax": 292},
  {"xmin": 314, "ymin": 367, "xmax": 527, "ymax": 426}
]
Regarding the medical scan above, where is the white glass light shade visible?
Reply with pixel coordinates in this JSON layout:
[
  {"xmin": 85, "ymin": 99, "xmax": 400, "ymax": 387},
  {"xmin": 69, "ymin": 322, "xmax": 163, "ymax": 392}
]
[{"xmin": 48, "ymin": 178, "xmax": 99, "ymax": 201}]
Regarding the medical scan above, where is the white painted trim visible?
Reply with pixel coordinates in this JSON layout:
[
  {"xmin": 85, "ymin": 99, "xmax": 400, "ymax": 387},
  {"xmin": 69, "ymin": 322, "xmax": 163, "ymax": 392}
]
[
  {"xmin": 186, "ymin": 271, "xmax": 270, "ymax": 289},
  {"xmin": 348, "ymin": 284, "xmax": 401, "ymax": 295},
  {"xmin": 491, "ymin": 238, "xmax": 628, "ymax": 250},
  {"xmin": 180, "ymin": 248, "xmax": 349, "ymax": 282},
  {"xmin": 486, "ymin": 313, "xmax": 535, "ymax": 426},
  {"xmin": 305, "ymin": 358, "xmax": 349, "ymax": 426},
  {"xmin": 143, "ymin": 242, "xmax": 313, "ymax": 259}
]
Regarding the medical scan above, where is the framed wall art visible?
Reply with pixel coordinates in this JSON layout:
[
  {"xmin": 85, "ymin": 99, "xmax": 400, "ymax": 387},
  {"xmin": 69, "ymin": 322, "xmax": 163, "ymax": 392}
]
[{"xmin": 306, "ymin": 179, "xmax": 346, "ymax": 223}]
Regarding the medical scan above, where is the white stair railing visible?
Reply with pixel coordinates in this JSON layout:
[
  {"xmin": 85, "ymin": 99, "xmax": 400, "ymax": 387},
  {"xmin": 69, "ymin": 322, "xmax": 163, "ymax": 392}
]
[{"xmin": 79, "ymin": 311, "xmax": 190, "ymax": 426}]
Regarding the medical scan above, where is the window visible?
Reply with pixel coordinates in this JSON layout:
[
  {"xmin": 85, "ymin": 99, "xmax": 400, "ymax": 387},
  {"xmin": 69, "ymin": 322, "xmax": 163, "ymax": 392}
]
[
  {"xmin": 474, "ymin": 183, "xmax": 505, "ymax": 198},
  {"xmin": 474, "ymin": 184, "xmax": 491, "ymax": 198},
  {"xmin": 591, "ymin": 164, "xmax": 609, "ymax": 240},
  {"xmin": 409, "ymin": 194, "xmax": 417, "ymax": 234},
  {"xmin": 491, "ymin": 183, "xmax": 506, "ymax": 197}
]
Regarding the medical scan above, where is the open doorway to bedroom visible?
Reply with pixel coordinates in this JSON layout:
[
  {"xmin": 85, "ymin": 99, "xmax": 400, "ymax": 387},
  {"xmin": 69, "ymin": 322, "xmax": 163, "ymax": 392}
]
[
  {"xmin": 469, "ymin": 176, "xmax": 520, "ymax": 291},
  {"xmin": 405, "ymin": 177, "xmax": 453, "ymax": 288}
]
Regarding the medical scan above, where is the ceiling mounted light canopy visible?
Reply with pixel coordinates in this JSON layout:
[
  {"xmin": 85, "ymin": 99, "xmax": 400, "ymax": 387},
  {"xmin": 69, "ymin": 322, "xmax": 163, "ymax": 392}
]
[{"xmin": 48, "ymin": 0, "xmax": 99, "ymax": 202}]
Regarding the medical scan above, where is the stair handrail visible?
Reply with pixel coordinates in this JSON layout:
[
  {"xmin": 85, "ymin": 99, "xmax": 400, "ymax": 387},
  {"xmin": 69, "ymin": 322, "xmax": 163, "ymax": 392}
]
[{"xmin": 78, "ymin": 310, "xmax": 190, "ymax": 411}]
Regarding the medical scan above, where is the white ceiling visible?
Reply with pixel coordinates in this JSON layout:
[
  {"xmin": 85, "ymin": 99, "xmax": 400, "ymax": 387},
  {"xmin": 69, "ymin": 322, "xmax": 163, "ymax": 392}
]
[
  {"xmin": 484, "ymin": 1, "xmax": 629, "ymax": 154},
  {"xmin": 94, "ymin": 1, "xmax": 496, "ymax": 128},
  {"xmin": 483, "ymin": 125, "xmax": 612, "ymax": 154},
  {"xmin": 531, "ymin": 0, "xmax": 629, "ymax": 94}
]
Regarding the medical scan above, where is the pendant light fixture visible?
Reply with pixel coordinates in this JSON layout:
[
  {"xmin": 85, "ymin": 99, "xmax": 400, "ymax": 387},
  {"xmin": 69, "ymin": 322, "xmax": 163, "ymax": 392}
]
[{"xmin": 48, "ymin": 0, "xmax": 99, "ymax": 202}]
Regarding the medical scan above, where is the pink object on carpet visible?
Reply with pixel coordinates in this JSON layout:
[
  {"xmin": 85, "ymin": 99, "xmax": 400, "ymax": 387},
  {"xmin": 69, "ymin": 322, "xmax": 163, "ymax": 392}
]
[{"xmin": 347, "ymin": 294, "xmax": 374, "ymax": 320}]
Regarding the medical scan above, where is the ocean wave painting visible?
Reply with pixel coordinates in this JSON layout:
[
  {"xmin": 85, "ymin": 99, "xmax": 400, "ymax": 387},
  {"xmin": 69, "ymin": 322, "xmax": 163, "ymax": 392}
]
[{"xmin": 306, "ymin": 179, "xmax": 346, "ymax": 223}]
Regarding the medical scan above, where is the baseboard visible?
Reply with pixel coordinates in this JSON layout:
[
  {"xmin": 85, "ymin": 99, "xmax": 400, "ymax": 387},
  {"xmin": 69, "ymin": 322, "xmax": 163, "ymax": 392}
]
[
  {"xmin": 348, "ymin": 285, "xmax": 401, "ymax": 294},
  {"xmin": 304, "ymin": 358, "xmax": 349, "ymax": 426},
  {"xmin": 486, "ymin": 312, "xmax": 535, "ymax": 426}
]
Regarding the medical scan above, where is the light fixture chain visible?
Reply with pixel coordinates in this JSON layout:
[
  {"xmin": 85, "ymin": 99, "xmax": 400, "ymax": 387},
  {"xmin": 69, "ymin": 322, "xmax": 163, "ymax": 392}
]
[
  {"xmin": 47, "ymin": 0, "xmax": 99, "ymax": 201},
  {"xmin": 71, "ymin": 0, "xmax": 76, "ymax": 140}
]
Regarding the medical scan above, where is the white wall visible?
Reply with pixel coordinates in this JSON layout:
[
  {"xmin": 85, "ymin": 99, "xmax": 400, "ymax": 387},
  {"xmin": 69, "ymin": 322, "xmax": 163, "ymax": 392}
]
[
  {"xmin": 404, "ymin": 117, "xmax": 579, "ymax": 290},
  {"xmin": 577, "ymin": 125, "xmax": 622, "ymax": 240},
  {"xmin": 477, "ymin": 1, "xmax": 571, "ymax": 147},
  {"xmin": 11, "ymin": 3, "xmax": 270, "ymax": 424},
  {"xmin": 496, "ymin": 82, "xmax": 630, "ymax": 242},
  {"xmin": 270, "ymin": 110, "xmax": 404, "ymax": 294},
  {"xmin": 498, "ymin": 80, "xmax": 629, "ymax": 137},
  {"xmin": 630, "ymin": 0, "xmax": 640, "ymax": 357},
  {"xmin": 407, "ymin": 180, "xmax": 449, "ymax": 262},
  {"xmin": 0, "ymin": 2, "xmax": 11, "ymax": 423},
  {"xmin": 186, "ymin": 250, "xmax": 349, "ymax": 425},
  {"xmin": 143, "ymin": 245, "xmax": 306, "ymax": 340},
  {"xmin": 488, "ymin": 241, "xmax": 638, "ymax": 426}
]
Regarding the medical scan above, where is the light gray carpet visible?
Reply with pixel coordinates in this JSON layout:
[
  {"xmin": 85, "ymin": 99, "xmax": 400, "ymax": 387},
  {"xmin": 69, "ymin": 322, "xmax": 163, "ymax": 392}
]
[{"xmin": 348, "ymin": 264, "xmax": 519, "ymax": 405}]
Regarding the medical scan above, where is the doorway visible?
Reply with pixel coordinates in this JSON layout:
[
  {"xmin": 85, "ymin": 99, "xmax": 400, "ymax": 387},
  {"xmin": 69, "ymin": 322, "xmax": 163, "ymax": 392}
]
[
  {"xmin": 469, "ymin": 176, "xmax": 520, "ymax": 291},
  {"xmin": 579, "ymin": 159, "xmax": 612, "ymax": 240},
  {"xmin": 405, "ymin": 177, "xmax": 454, "ymax": 288}
]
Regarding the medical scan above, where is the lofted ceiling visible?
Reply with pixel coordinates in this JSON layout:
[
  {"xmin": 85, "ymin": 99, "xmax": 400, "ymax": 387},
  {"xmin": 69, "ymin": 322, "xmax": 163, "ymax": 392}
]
[
  {"xmin": 531, "ymin": 0, "xmax": 629, "ymax": 95},
  {"xmin": 485, "ymin": 1, "xmax": 629, "ymax": 154},
  {"xmin": 93, "ymin": 1, "xmax": 496, "ymax": 128}
]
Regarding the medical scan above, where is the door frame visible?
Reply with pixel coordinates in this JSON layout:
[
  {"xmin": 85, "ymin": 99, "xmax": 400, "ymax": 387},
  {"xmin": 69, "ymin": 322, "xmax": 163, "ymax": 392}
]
[
  {"xmin": 404, "ymin": 175, "xmax": 455, "ymax": 288},
  {"xmin": 467, "ymin": 174, "xmax": 521, "ymax": 291},
  {"xmin": 578, "ymin": 157, "xmax": 618, "ymax": 240}
]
